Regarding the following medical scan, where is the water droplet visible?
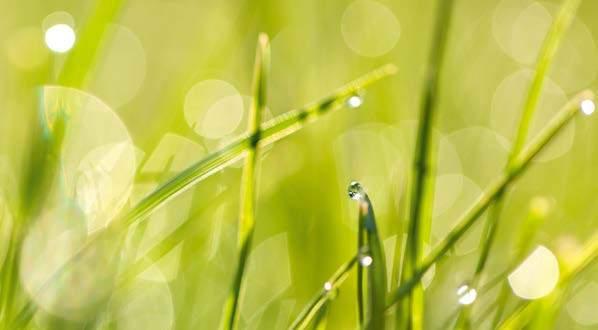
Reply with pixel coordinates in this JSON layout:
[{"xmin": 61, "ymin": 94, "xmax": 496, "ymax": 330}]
[
  {"xmin": 360, "ymin": 255, "xmax": 373, "ymax": 267},
  {"xmin": 348, "ymin": 181, "xmax": 365, "ymax": 200},
  {"xmin": 581, "ymin": 99, "xmax": 595, "ymax": 116},
  {"xmin": 346, "ymin": 95, "xmax": 363, "ymax": 109},
  {"xmin": 44, "ymin": 24, "xmax": 76, "ymax": 53},
  {"xmin": 456, "ymin": 284, "xmax": 477, "ymax": 305},
  {"xmin": 323, "ymin": 282, "xmax": 333, "ymax": 291}
]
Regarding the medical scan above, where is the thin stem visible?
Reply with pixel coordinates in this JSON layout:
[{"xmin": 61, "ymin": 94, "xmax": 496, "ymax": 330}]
[
  {"xmin": 398, "ymin": 0, "xmax": 455, "ymax": 328},
  {"xmin": 289, "ymin": 254, "xmax": 359, "ymax": 330},
  {"xmin": 221, "ymin": 33, "xmax": 270, "ymax": 330},
  {"xmin": 387, "ymin": 90, "xmax": 594, "ymax": 308}
]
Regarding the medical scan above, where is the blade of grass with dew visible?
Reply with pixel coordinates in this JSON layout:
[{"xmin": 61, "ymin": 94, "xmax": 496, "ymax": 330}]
[
  {"xmin": 289, "ymin": 254, "xmax": 359, "ymax": 330},
  {"xmin": 111, "ymin": 63, "xmax": 397, "ymax": 233},
  {"xmin": 9, "ymin": 63, "xmax": 397, "ymax": 329},
  {"xmin": 457, "ymin": 1, "xmax": 584, "ymax": 326},
  {"xmin": 397, "ymin": 0, "xmax": 455, "ymax": 328},
  {"xmin": 221, "ymin": 33, "xmax": 270, "ymax": 330},
  {"xmin": 358, "ymin": 194, "xmax": 387, "ymax": 329},
  {"xmin": 386, "ymin": 90, "xmax": 595, "ymax": 308},
  {"xmin": 498, "ymin": 233, "xmax": 598, "ymax": 329}
]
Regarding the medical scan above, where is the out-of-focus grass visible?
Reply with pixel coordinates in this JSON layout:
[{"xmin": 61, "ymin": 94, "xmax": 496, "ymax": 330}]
[{"xmin": 2, "ymin": 0, "xmax": 598, "ymax": 329}]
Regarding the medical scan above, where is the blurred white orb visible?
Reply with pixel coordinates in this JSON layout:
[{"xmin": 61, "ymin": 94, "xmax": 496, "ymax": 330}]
[
  {"xmin": 44, "ymin": 24, "xmax": 75, "ymax": 53},
  {"xmin": 184, "ymin": 80, "xmax": 244, "ymax": 139},
  {"xmin": 456, "ymin": 285, "xmax": 477, "ymax": 305},
  {"xmin": 341, "ymin": 0, "xmax": 400, "ymax": 57},
  {"xmin": 508, "ymin": 245, "xmax": 559, "ymax": 300},
  {"xmin": 581, "ymin": 99, "xmax": 595, "ymax": 116}
]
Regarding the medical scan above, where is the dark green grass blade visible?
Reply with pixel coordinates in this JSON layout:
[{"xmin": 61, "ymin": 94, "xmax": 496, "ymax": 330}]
[
  {"xmin": 221, "ymin": 33, "xmax": 270, "ymax": 330},
  {"xmin": 398, "ymin": 0, "xmax": 455, "ymax": 328},
  {"xmin": 289, "ymin": 255, "xmax": 359, "ymax": 330},
  {"xmin": 357, "ymin": 205, "xmax": 365, "ymax": 326},
  {"xmin": 359, "ymin": 195, "xmax": 386, "ymax": 330},
  {"xmin": 387, "ymin": 90, "xmax": 594, "ymax": 308}
]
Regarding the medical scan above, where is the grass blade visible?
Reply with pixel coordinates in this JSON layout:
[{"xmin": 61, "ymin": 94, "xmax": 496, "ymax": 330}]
[
  {"xmin": 398, "ymin": 0, "xmax": 455, "ymax": 328},
  {"xmin": 460, "ymin": 2, "xmax": 584, "ymax": 324},
  {"xmin": 358, "ymin": 194, "xmax": 387, "ymax": 329},
  {"xmin": 387, "ymin": 90, "xmax": 595, "ymax": 308},
  {"xmin": 220, "ymin": 33, "xmax": 270, "ymax": 330},
  {"xmin": 289, "ymin": 254, "xmax": 359, "ymax": 330}
]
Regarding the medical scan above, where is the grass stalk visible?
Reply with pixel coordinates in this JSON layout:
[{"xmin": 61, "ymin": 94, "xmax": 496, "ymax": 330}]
[
  {"xmin": 387, "ymin": 90, "xmax": 594, "ymax": 308},
  {"xmin": 289, "ymin": 254, "xmax": 359, "ymax": 329},
  {"xmin": 359, "ymin": 195, "xmax": 387, "ymax": 329},
  {"xmin": 459, "ymin": 1, "xmax": 584, "ymax": 325},
  {"xmin": 220, "ymin": 33, "xmax": 270, "ymax": 330},
  {"xmin": 397, "ymin": 0, "xmax": 455, "ymax": 328}
]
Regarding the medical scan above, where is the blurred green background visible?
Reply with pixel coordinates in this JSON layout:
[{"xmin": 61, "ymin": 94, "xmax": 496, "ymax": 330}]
[{"xmin": 1, "ymin": 0, "xmax": 598, "ymax": 328}]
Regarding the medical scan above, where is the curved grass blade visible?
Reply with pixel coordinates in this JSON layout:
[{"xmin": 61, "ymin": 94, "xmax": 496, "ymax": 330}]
[
  {"xmin": 289, "ymin": 254, "xmax": 359, "ymax": 330},
  {"xmin": 387, "ymin": 90, "xmax": 595, "ymax": 308},
  {"xmin": 461, "ymin": 1, "xmax": 584, "ymax": 325},
  {"xmin": 398, "ymin": 0, "xmax": 455, "ymax": 328},
  {"xmin": 221, "ymin": 33, "xmax": 270, "ymax": 330},
  {"xmin": 10, "ymin": 58, "xmax": 397, "ymax": 330},
  {"xmin": 358, "ymin": 194, "xmax": 387, "ymax": 330}
]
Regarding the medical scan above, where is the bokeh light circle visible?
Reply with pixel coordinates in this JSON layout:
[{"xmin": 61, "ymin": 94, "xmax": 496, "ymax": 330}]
[{"xmin": 341, "ymin": 0, "xmax": 400, "ymax": 57}]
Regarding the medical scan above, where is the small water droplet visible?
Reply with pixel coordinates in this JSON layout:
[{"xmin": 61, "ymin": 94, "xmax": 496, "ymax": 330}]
[
  {"xmin": 456, "ymin": 284, "xmax": 477, "ymax": 305},
  {"xmin": 324, "ymin": 282, "xmax": 333, "ymax": 291},
  {"xmin": 348, "ymin": 181, "xmax": 365, "ymax": 200},
  {"xmin": 346, "ymin": 95, "xmax": 363, "ymax": 109},
  {"xmin": 360, "ymin": 255, "xmax": 373, "ymax": 267},
  {"xmin": 581, "ymin": 99, "xmax": 595, "ymax": 116}
]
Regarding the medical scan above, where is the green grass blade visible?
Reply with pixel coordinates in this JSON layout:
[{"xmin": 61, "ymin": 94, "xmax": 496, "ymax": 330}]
[
  {"xmin": 358, "ymin": 194, "xmax": 387, "ymax": 330},
  {"xmin": 398, "ymin": 0, "xmax": 455, "ymax": 328},
  {"xmin": 357, "ymin": 205, "xmax": 365, "ymax": 327},
  {"xmin": 221, "ymin": 33, "xmax": 270, "ymax": 330},
  {"xmin": 289, "ymin": 254, "xmax": 359, "ymax": 330},
  {"xmin": 462, "ymin": 2, "xmax": 584, "ymax": 324},
  {"xmin": 387, "ymin": 90, "xmax": 595, "ymax": 308},
  {"xmin": 508, "ymin": 0, "xmax": 582, "ymax": 161}
]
